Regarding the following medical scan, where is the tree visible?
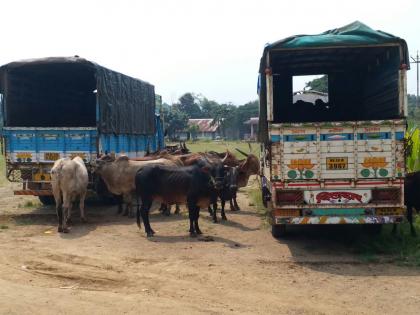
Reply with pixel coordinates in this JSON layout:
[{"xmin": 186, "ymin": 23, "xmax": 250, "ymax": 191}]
[
  {"xmin": 165, "ymin": 108, "xmax": 188, "ymax": 140},
  {"xmin": 174, "ymin": 93, "xmax": 202, "ymax": 118},
  {"xmin": 305, "ymin": 75, "xmax": 328, "ymax": 93},
  {"xmin": 199, "ymin": 97, "xmax": 220, "ymax": 118}
]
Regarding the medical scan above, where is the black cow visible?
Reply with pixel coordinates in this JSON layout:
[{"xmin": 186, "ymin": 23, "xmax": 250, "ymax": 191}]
[
  {"xmin": 404, "ymin": 171, "xmax": 420, "ymax": 235},
  {"xmin": 209, "ymin": 166, "xmax": 239, "ymax": 223},
  {"xmin": 135, "ymin": 159, "xmax": 224, "ymax": 237}
]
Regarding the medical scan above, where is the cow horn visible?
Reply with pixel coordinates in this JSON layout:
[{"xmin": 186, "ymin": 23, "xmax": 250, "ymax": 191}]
[
  {"xmin": 235, "ymin": 148, "xmax": 249, "ymax": 157},
  {"xmin": 222, "ymin": 152, "xmax": 228, "ymax": 163},
  {"xmin": 248, "ymin": 142, "xmax": 252, "ymax": 153}
]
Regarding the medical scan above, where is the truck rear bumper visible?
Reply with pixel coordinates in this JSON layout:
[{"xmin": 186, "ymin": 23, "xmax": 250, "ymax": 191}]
[{"xmin": 274, "ymin": 215, "xmax": 404, "ymax": 225}]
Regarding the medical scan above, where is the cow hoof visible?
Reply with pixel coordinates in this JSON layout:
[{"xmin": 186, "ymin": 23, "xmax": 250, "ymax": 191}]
[
  {"xmin": 58, "ymin": 226, "xmax": 63, "ymax": 233},
  {"xmin": 222, "ymin": 216, "xmax": 227, "ymax": 221},
  {"xmin": 196, "ymin": 229, "xmax": 203, "ymax": 235},
  {"xmin": 190, "ymin": 232, "xmax": 197, "ymax": 238},
  {"xmin": 146, "ymin": 233, "xmax": 154, "ymax": 238},
  {"xmin": 62, "ymin": 227, "xmax": 70, "ymax": 233},
  {"xmin": 66, "ymin": 218, "xmax": 72, "ymax": 225}
]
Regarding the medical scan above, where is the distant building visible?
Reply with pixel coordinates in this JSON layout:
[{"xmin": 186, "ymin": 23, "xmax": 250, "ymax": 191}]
[
  {"xmin": 188, "ymin": 118, "xmax": 220, "ymax": 140},
  {"xmin": 244, "ymin": 117, "xmax": 258, "ymax": 140},
  {"xmin": 172, "ymin": 118, "xmax": 221, "ymax": 140}
]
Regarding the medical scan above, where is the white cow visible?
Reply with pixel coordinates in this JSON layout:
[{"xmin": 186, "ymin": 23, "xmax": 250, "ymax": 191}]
[{"xmin": 51, "ymin": 156, "xmax": 88, "ymax": 233}]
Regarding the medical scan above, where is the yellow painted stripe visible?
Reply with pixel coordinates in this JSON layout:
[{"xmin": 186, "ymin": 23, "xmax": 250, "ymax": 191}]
[
  {"xmin": 319, "ymin": 216, "xmax": 328, "ymax": 224},
  {"xmin": 301, "ymin": 217, "xmax": 310, "ymax": 224}
]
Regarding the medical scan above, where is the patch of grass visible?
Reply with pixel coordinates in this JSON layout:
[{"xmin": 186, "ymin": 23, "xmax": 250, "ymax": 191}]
[
  {"xmin": 247, "ymin": 187, "xmax": 271, "ymax": 229},
  {"xmin": 18, "ymin": 200, "xmax": 40, "ymax": 208},
  {"xmin": 0, "ymin": 225, "xmax": 9, "ymax": 230},
  {"xmin": 180, "ymin": 140, "xmax": 260, "ymax": 159},
  {"xmin": 351, "ymin": 218, "xmax": 420, "ymax": 266}
]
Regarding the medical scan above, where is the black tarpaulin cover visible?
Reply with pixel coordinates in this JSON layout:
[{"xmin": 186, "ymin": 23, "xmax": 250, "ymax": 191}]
[{"xmin": 0, "ymin": 56, "xmax": 155, "ymax": 135}]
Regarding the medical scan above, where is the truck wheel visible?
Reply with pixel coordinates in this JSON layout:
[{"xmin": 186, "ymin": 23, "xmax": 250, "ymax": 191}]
[
  {"xmin": 38, "ymin": 196, "xmax": 55, "ymax": 205},
  {"xmin": 272, "ymin": 224, "xmax": 287, "ymax": 238},
  {"xmin": 363, "ymin": 224, "xmax": 383, "ymax": 235}
]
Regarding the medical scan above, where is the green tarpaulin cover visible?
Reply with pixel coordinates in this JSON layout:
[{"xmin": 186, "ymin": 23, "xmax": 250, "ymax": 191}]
[{"xmin": 260, "ymin": 21, "xmax": 409, "ymax": 71}]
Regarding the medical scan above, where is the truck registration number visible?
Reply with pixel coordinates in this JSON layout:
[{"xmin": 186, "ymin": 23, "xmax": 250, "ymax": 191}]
[{"xmin": 326, "ymin": 157, "xmax": 348, "ymax": 170}]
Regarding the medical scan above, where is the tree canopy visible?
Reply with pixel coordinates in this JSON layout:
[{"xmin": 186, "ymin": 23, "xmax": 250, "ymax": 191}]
[{"xmin": 160, "ymin": 93, "xmax": 259, "ymax": 140}]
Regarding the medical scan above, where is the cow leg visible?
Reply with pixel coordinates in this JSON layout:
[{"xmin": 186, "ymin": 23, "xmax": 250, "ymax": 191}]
[
  {"xmin": 116, "ymin": 195, "xmax": 123, "ymax": 214},
  {"xmin": 62, "ymin": 193, "xmax": 71, "ymax": 233},
  {"xmin": 221, "ymin": 199, "xmax": 227, "ymax": 221},
  {"xmin": 160, "ymin": 203, "xmax": 170, "ymax": 216},
  {"xmin": 212, "ymin": 201, "xmax": 218, "ymax": 223},
  {"xmin": 55, "ymin": 196, "xmax": 64, "ymax": 233},
  {"xmin": 229, "ymin": 198, "xmax": 235, "ymax": 211},
  {"xmin": 174, "ymin": 204, "xmax": 181, "ymax": 215},
  {"xmin": 187, "ymin": 202, "xmax": 196, "ymax": 237},
  {"xmin": 194, "ymin": 206, "xmax": 202, "ymax": 235},
  {"xmin": 407, "ymin": 205, "xmax": 417, "ymax": 236},
  {"xmin": 233, "ymin": 192, "xmax": 240, "ymax": 211},
  {"xmin": 79, "ymin": 191, "xmax": 87, "ymax": 222},
  {"xmin": 140, "ymin": 199, "xmax": 154, "ymax": 237},
  {"xmin": 53, "ymin": 189, "xmax": 63, "ymax": 232}
]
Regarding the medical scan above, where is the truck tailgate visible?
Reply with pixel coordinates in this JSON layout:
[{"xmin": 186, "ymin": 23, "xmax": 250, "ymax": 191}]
[{"xmin": 270, "ymin": 120, "xmax": 405, "ymax": 181}]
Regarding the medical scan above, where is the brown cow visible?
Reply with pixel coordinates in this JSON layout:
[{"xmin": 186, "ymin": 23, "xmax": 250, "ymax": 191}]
[{"xmin": 93, "ymin": 155, "xmax": 177, "ymax": 217}]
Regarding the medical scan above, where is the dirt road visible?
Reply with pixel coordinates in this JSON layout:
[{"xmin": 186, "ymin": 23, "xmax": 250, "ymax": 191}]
[{"xmin": 1, "ymin": 183, "xmax": 420, "ymax": 315}]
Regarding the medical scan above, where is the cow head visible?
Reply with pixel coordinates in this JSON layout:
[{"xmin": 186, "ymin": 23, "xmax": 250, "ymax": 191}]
[
  {"xmin": 237, "ymin": 154, "xmax": 260, "ymax": 187},
  {"xmin": 197, "ymin": 157, "xmax": 225, "ymax": 191},
  {"xmin": 92, "ymin": 154, "xmax": 115, "ymax": 173}
]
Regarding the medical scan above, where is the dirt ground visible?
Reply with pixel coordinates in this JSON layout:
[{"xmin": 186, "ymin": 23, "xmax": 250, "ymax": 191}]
[{"xmin": 1, "ymin": 182, "xmax": 420, "ymax": 315}]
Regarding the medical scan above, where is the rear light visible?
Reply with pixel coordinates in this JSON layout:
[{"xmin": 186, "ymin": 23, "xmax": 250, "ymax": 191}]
[
  {"xmin": 371, "ymin": 189, "xmax": 400, "ymax": 203},
  {"xmin": 276, "ymin": 190, "xmax": 304, "ymax": 205},
  {"xmin": 272, "ymin": 209, "xmax": 301, "ymax": 217}
]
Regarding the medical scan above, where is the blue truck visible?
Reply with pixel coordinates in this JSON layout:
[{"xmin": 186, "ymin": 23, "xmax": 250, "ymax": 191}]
[{"xmin": 0, "ymin": 56, "xmax": 164, "ymax": 204}]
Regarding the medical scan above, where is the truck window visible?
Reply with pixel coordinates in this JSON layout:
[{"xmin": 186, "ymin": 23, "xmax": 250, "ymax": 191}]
[{"xmin": 271, "ymin": 46, "xmax": 401, "ymax": 123}]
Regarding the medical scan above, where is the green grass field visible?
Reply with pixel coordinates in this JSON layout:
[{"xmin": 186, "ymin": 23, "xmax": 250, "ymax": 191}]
[{"xmin": 172, "ymin": 140, "xmax": 260, "ymax": 158}]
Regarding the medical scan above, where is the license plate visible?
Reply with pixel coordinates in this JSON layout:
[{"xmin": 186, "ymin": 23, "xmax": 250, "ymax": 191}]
[
  {"xmin": 326, "ymin": 157, "xmax": 348, "ymax": 170},
  {"xmin": 44, "ymin": 152, "xmax": 60, "ymax": 161}
]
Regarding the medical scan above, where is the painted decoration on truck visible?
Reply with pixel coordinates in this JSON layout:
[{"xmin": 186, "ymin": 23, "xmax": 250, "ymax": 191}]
[
  {"xmin": 275, "ymin": 215, "xmax": 401, "ymax": 225},
  {"xmin": 360, "ymin": 157, "xmax": 389, "ymax": 177},
  {"xmin": 304, "ymin": 190, "xmax": 371, "ymax": 204},
  {"xmin": 287, "ymin": 159, "xmax": 315, "ymax": 179}
]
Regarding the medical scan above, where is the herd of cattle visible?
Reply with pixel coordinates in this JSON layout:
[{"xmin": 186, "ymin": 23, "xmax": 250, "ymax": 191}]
[
  {"xmin": 50, "ymin": 147, "xmax": 260, "ymax": 236},
  {"xmin": 49, "ymin": 144, "xmax": 420, "ymax": 236}
]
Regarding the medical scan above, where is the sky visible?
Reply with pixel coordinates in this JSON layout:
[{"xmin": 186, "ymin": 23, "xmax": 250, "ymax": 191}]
[{"xmin": 1, "ymin": 0, "xmax": 419, "ymax": 105}]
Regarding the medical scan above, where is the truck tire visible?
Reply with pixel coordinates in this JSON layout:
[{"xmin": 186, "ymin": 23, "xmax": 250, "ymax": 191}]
[
  {"xmin": 38, "ymin": 196, "xmax": 55, "ymax": 205},
  {"xmin": 272, "ymin": 224, "xmax": 287, "ymax": 238}
]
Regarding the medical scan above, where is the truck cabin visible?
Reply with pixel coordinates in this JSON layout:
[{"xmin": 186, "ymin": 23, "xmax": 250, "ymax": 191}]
[{"xmin": 259, "ymin": 21, "xmax": 410, "ymax": 125}]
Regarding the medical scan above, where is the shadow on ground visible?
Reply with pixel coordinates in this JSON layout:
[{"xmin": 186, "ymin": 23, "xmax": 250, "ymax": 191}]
[{"xmin": 273, "ymin": 224, "xmax": 420, "ymax": 276}]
